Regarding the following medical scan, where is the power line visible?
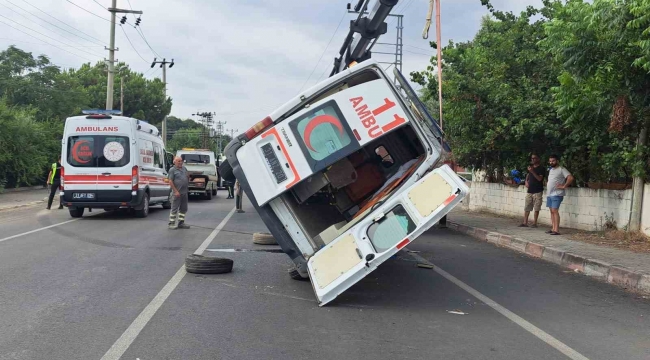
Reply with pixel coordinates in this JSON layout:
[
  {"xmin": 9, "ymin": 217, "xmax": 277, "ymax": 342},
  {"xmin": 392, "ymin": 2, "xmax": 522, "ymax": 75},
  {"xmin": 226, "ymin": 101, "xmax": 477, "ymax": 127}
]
[
  {"xmin": 16, "ymin": 0, "xmax": 108, "ymax": 46},
  {"xmin": 91, "ymin": 0, "xmax": 105, "ymax": 10},
  {"xmin": 4, "ymin": 0, "xmax": 106, "ymax": 47},
  {"xmin": 0, "ymin": 15, "xmax": 103, "ymax": 61},
  {"xmin": 0, "ymin": 19, "xmax": 96, "ymax": 62},
  {"xmin": 65, "ymin": 0, "xmax": 110, "ymax": 22},
  {"xmin": 0, "ymin": 37, "xmax": 103, "ymax": 48},
  {"xmin": 119, "ymin": 24, "xmax": 148, "ymax": 63},
  {"xmin": 404, "ymin": 44, "xmax": 434, "ymax": 53},
  {"xmin": 403, "ymin": 49, "xmax": 433, "ymax": 57},
  {"xmin": 297, "ymin": 10, "xmax": 347, "ymax": 93},
  {"xmin": 134, "ymin": 26, "xmax": 160, "ymax": 58}
]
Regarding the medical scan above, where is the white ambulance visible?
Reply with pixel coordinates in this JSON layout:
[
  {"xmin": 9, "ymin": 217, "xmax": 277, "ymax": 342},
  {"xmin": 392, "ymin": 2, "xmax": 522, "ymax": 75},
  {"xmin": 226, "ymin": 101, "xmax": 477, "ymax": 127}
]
[
  {"xmin": 221, "ymin": 61, "xmax": 469, "ymax": 305},
  {"xmin": 60, "ymin": 110, "xmax": 172, "ymax": 218}
]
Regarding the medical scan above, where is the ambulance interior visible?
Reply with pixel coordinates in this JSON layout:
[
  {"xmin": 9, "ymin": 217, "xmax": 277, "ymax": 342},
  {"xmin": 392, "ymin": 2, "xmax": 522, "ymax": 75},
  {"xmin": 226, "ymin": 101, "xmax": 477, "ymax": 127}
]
[{"xmin": 279, "ymin": 124, "xmax": 426, "ymax": 251}]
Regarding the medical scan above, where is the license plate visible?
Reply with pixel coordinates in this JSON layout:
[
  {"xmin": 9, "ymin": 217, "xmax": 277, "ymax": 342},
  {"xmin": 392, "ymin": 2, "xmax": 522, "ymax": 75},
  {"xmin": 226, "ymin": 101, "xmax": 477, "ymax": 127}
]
[
  {"xmin": 73, "ymin": 192, "xmax": 95, "ymax": 199},
  {"xmin": 261, "ymin": 143, "xmax": 288, "ymax": 184}
]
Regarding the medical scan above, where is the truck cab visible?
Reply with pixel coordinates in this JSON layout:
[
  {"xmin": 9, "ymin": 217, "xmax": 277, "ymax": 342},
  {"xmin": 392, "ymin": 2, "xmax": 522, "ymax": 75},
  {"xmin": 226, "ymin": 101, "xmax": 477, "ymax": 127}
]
[{"xmin": 222, "ymin": 61, "xmax": 468, "ymax": 305}]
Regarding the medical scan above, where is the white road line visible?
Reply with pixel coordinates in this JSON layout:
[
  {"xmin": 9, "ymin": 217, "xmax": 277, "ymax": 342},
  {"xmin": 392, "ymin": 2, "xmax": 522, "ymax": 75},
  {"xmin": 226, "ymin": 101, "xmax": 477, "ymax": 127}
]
[
  {"xmin": 0, "ymin": 219, "xmax": 81, "ymax": 243},
  {"xmin": 405, "ymin": 250, "xmax": 590, "ymax": 360},
  {"xmin": 100, "ymin": 207, "xmax": 236, "ymax": 360}
]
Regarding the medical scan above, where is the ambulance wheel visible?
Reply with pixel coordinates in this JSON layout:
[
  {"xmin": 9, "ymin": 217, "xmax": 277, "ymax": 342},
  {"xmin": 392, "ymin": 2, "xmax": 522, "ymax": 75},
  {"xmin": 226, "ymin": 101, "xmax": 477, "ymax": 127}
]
[
  {"xmin": 289, "ymin": 267, "xmax": 309, "ymax": 281},
  {"xmin": 135, "ymin": 194, "xmax": 149, "ymax": 218},
  {"xmin": 162, "ymin": 190, "xmax": 172, "ymax": 209},
  {"xmin": 219, "ymin": 160, "xmax": 235, "ymax": 182},
  {"xmin": 69, "ymin": 207, "xmax": 84, "ymax": 218}
]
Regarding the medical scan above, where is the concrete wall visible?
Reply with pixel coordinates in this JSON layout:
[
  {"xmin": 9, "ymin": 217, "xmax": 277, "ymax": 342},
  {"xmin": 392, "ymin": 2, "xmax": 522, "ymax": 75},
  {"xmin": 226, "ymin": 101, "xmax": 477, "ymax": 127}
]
[
  {"xmin": 468, "ymin": 182, "xmax": 633, "ymax": 231},
  {"xmin": 641, "ymin": 184, "xmax": 650, "ymax": 236}
]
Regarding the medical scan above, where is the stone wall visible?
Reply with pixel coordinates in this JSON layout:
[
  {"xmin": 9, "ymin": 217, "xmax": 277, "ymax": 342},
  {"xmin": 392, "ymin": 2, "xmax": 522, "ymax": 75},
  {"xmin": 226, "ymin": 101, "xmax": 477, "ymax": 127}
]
[{"xmin": 467, "ymin": 182, "xmax": 633, "ymax": 231}]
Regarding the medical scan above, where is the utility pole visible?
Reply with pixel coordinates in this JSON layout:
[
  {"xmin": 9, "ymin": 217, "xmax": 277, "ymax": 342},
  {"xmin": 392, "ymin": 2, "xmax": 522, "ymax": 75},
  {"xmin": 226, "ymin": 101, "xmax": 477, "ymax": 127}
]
[
  {"xmin": 151, "ymin": 58, "xmax": 175, "ymax": 145},
  {"xmin": 192, "ymin": 111, "xmax": 215, "ymax": 149},
  {"xmin": 215, "ymin": 120, "xmax": 226, "ymax": 156},
  {"xmin": 228, "ymin": 128, "xmax": 238, "ymax": 140},
  {"xmin": 105, "ymin": 1, "xmax": 142, "ymax": 110},
  {"xmin": 120, "ymin": 76, "xmax": 124, "ymax": 114}
]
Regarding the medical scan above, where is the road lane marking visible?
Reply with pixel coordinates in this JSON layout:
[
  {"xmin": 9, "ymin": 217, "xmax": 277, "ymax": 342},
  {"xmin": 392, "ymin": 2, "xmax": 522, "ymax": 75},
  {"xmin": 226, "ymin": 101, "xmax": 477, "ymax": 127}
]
[
  {"xmin": 0, "ymin": 219, "xmax": 81, "ymax": 243},
  {"xmin": 405, "ymin": 250, "xmax": 590, "ymax": 360},
  {"xmin": 100, "ymin": 207, "xmax": 236, "ymax": 360}
]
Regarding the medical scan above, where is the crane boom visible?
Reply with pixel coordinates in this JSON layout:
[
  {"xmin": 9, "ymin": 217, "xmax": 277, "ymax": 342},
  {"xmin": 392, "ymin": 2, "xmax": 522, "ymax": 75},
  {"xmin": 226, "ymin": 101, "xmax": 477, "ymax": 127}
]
[{"xmin": 329, "ymin": 0, "xmax": 400, "ymax": 77}]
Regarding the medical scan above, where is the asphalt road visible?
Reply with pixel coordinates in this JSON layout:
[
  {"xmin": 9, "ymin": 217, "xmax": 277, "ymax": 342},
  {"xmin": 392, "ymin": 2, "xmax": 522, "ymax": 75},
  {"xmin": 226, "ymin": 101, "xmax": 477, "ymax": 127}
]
[{"xmin": 0, "ymin": 193, "xmax": 648, "ymax": 360}]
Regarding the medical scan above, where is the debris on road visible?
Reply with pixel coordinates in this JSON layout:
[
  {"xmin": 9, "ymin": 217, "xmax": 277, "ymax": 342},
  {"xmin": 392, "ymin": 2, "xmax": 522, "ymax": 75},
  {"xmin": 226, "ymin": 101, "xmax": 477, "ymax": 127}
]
[
  {"xmin": 417, "ymin": 263, "xmax": 434, "ymax": 269},
  {"xmin": 447, "ymin": 310, "xmax": 468, "ymax": 315}
]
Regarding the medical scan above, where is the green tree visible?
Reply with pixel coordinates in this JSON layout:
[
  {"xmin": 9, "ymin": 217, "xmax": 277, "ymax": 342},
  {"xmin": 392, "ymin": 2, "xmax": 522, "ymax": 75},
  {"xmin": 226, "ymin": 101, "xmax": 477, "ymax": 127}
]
[
  {"xmin": 412, "ymin": 2, "xmax": 561, "ymax": 181},
  {"xmin": 541, "ymin": 0, "xmax": 650, "ymax": 182}
]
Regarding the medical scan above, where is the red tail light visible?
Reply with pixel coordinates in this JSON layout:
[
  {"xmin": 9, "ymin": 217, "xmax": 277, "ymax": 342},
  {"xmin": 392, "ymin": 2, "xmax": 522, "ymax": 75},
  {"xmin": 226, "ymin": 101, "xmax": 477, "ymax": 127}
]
[
  {"xmin": 132, "ymin": 165, "xmax": 139, "ymax": 191},
  {"xmin": 244, "ymin": 116, "xmax": 273, "ymax": 140},
  {"xmin": 60, "ymin": 166, "xmax": 65, "ymax": 190}
]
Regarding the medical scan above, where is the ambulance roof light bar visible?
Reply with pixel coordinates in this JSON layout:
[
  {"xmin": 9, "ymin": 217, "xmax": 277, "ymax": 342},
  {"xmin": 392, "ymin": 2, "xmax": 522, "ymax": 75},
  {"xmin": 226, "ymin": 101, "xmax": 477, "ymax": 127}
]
[
  {"xmin": 82, "ymin": 109, "xmax": 122, "ymax": 115},
  {"xmin": 330, "ymin": 0, "xmax": 399, "ymax": 77}
]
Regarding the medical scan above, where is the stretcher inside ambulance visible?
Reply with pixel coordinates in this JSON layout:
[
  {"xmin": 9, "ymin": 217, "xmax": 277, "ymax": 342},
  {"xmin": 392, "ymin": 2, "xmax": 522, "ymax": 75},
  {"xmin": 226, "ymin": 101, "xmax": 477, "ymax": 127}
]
[{"xmin": 223, "ymin": 61, "xmax": 468, "ymax": 305}]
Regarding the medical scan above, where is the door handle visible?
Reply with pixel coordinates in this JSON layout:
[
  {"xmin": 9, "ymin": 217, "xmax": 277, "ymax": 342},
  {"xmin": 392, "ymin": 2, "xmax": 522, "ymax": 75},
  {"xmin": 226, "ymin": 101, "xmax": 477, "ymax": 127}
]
[{"xmin": 101, "ymin": 172, "xmax": 111, "ymax": 176}]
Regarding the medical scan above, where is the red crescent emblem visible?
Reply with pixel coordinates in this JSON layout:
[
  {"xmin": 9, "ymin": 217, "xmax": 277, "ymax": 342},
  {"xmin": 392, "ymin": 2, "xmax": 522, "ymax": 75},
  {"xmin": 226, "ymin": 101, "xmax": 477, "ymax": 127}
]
[
  {"xmin": 303, "ymin": 114, "xmax": 344, "ymax": 152},
  {"xmin": 71, "ymin": 140, "xmax": 92, "ymax": 164}
]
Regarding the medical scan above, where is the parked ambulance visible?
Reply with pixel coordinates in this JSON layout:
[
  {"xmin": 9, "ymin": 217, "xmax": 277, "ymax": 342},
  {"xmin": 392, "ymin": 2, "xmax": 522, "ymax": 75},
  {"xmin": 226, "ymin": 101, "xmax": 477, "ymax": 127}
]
[
  {"xmin": 220, "ymin": 60, "xmax": 469, "ymax": 305},
  {"xmin": 60, "ymin": 110, "xmax": 172, "ymax": 218}
]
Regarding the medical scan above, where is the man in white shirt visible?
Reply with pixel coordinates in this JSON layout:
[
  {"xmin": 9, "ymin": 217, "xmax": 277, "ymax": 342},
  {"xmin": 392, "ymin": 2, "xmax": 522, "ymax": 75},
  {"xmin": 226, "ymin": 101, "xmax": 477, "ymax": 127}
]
[{"xmin": 546, "ymin": 154, "xmax": 574, "ymax": 235}]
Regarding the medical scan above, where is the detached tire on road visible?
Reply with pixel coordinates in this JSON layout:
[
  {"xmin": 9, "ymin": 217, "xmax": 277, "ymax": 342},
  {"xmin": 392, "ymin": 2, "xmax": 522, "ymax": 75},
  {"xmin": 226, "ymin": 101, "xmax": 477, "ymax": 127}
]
[
  {"xmin": 185, "ymin": 254, "xmax": 234, "ymax": 274},
  {"xmin": 253, "ymin": 232, "xmax": 277, "ymax": 245}
]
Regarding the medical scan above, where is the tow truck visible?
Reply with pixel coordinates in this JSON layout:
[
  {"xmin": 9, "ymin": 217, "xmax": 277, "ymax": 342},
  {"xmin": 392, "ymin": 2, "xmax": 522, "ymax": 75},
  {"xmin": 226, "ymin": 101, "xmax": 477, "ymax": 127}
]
[{"xmin": 220, "ymin": 0, "xmax": 468, "ymax": 306}]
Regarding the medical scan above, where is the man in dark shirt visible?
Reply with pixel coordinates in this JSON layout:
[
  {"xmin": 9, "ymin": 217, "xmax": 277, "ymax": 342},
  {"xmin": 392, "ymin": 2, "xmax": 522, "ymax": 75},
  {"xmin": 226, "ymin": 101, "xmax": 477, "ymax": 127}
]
[
  {"xmin": 168, "ymin": 156, "xmax": 190, "ymax": 229},
  {"xmin": 520, "ymin": 154, "xmax": 545, "ymax": 227}
]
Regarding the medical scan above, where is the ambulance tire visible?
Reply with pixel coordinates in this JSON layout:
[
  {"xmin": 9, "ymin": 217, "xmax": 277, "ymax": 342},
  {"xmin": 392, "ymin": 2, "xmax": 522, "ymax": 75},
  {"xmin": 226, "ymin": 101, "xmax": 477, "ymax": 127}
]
[
  {"xmin": 134, "ymin": 193, "xmax": 149, "ymax": 218},
  {"xmin": 69, "ymin": 207, "xmax": 84, "ymax": 218},
  {"xmin": 289, "ymin": 267, "xmax": 309, "ymax": 281},
  {"xmin": 162, "ymin": 190, "xmax": 172, "ymax": 209},
  {"xmin": 219, "ymin": 160, "xmax": 235, "ymax": 182},
  {"xmin": 185, "ymin": 254, "xmax": 233, "ymax": 274}
]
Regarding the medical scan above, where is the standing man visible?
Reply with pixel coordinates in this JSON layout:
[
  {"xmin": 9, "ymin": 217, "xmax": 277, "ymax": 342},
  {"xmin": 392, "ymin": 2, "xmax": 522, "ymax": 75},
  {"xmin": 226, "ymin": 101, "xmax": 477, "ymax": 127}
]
[
  {"xmin": 235, "ymin": 180, "xmax": 245, "ymax": 213},
  {"xmin": 546, "ymin": 154, "xmax": 574, "ymax": 235},
  {"xmin": 168, "ymin": 156, "xmax": 190, "ymax": 230},
  {"xmin": 225, "ymin": 180, "xmax": 234, "ymax": 199},
  {"xmin": 520, "ymin": 154, "xmax": 545, "ymax": 227},
  {"xmin": 46, "ymin": 156, "xmax": 63, "ymax": 210}
]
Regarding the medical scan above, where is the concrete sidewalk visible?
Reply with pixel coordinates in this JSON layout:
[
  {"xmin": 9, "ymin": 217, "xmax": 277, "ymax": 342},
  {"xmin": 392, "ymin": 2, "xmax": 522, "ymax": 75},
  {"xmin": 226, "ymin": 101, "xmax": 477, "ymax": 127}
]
[
  {"xmin": 447, "ymin": 209, "xmax": 650, "ymax": 296},
  {"xmin": 0, "ymin": 187, "xmax": 51, "ymax": 212}
]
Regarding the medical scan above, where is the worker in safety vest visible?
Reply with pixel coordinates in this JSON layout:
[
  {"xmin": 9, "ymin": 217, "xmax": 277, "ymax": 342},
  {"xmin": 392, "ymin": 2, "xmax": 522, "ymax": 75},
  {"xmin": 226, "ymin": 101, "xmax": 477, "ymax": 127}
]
[{"xmin": 46, "ymin": 157, "xmax": 63, "ymax": 210}]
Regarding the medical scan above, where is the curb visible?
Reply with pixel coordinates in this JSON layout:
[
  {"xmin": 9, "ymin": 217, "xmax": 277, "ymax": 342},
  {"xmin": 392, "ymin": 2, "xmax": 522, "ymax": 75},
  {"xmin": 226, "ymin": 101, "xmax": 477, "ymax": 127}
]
[
  {"xmin": 0, "ymin": 197, "xmax": 49, "ymax": 212},
  {"xmin": 447, "ymin": 221, "xmax": 650, "ymax": 297}
]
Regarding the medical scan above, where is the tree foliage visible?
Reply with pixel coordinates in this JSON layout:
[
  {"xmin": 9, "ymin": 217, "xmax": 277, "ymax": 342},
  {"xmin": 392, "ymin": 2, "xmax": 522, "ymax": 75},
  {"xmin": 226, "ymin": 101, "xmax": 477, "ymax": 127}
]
[
  {"xmin": 412, "ymin": 0, "xmax": 650, "ymax": 184},
  {"xmin": 0, "ymin": 45, "xmax": 173, "ymax": 189}
]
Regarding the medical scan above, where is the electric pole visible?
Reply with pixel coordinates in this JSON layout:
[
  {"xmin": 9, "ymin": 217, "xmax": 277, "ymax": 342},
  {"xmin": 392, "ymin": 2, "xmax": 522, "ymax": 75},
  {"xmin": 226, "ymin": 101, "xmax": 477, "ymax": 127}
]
[
  {"xmin": 152, "ymin": 58, "xmax": 175, "ymax": 145},
  {"xmin": 105, "ymin": 1, "xmax": 142, "ymax": 110},
  {"xmin": 228, "ymin": 128, "xmax": 238, "ymax": 140},
  {"xmin": 215, "ymin": 120, "xmax": 226, "ymax": 156},
  {"xmin": 192, "ymin": 111, "xmax": 215, "ymax": 149}
]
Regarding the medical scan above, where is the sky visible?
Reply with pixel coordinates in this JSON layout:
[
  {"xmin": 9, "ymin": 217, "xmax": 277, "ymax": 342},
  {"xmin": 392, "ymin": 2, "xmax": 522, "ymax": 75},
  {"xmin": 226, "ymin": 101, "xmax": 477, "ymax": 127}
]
[{"xmin": 0, "ymin": 0, "xmax": 542, "ymax": 132}]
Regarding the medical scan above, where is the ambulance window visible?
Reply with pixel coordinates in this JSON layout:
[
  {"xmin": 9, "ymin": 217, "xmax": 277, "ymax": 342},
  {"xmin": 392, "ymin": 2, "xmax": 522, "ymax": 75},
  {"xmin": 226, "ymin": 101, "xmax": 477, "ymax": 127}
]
[
  {"xmin": 153, "ymin": 143, "xmax": 164, "ymax": 169},
  {"xmin": 97, "ymin": 136, "xmax": 130, "ymax": 167},
  {"xmin": 67, "ymin": 136, "xmax": 95, "ymax": 167},
  {"xmin": 366, "ymin": 205, "xmax": 416, "ymax": 253},
  {"xmin": 290, "ymin": 100, "xmax": 359, "ymax": 172}
]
